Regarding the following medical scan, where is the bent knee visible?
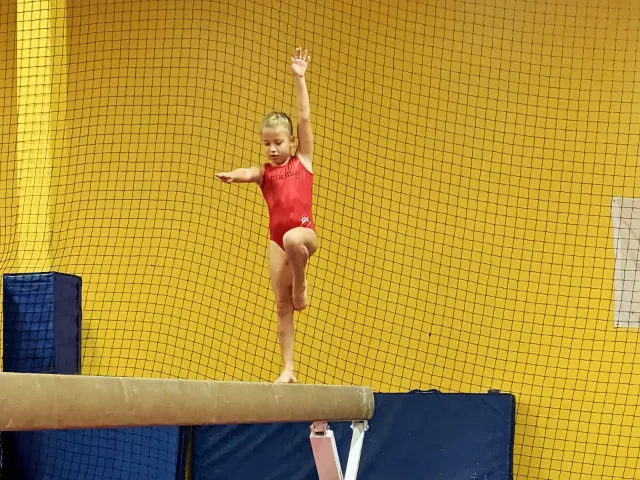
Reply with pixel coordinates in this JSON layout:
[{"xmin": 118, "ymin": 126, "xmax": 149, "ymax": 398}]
[
  {"xmin": 283, "ymin": 231, "xmax": 315, "ymax": 255},
  {"xmin": 283, "ymin": 228, "xmax": 317, "ymax": 256},
  {"xmin": 282, "ymin": 232, "xmax": 302, "ymax": 251}
]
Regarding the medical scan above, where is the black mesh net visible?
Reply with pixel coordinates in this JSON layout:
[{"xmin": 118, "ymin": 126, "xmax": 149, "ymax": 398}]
[{"xmin": 2, "ymin": 0, "xmax": 640, "ymax": 478}]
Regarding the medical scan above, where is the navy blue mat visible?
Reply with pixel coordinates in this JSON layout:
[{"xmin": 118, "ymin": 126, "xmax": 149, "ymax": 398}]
[
  {"xmin": 3, "ymin": 272, "xmax": 82, "ymax": 374},
  {"xmin": 0, "ymin": 431, "xmax": 4, "ymax": 480},
  {"xmin": 192, "ymin": 389, "xmax": 515, "ymax": 480},
  {"xmin": 1, "ymin": 272, "xmax": 188, "ymax": 480},
  {"xmin": 2, "ymin": 427, "xmax": 188, "ymax": 480}
]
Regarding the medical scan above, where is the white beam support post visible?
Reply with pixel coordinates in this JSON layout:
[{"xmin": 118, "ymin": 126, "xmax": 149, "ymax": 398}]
[{"xmin": 310, "ymin": 420, "xmax": 369, "ymax": 480}]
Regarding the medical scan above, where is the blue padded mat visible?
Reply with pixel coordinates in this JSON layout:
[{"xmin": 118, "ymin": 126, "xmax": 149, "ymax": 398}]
[
  {"xmin": 192, "ymin": 390, "xmax": 515, "ymax": 480},
  {"xmin": 0, "ymin": 431, "xmax": 4, "ymax": 480},
  {"xmin": 1, "ymin": 272, "xmax": 188, "ymax": 480},
  {"xmin": 2, "ymin": 427, "xmax": 188, "ymax": 480},
  {"xmin": 3, "ymin": 272, "xmax": 82, "ymax": 374}
]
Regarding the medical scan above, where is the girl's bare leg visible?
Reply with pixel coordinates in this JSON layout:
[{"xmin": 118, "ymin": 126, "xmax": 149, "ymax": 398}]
[
  {"xmin": 282, "ymin": 228, "xmax": 318, "ymax": 311},
  {"xmin": 269, "ymin": 240, "xmax": 297, "ymax": 383}
]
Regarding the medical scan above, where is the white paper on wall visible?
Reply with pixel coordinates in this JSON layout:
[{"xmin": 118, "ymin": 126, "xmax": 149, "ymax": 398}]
[{"xmin": 612, "ymin": 197, "xmax": 640, "ymax": 328}]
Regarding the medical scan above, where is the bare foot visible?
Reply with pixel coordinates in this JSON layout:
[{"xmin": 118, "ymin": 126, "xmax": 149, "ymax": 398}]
[
  {"xmin": 275, "ymin": 369, "xmax": 297, "ymax": 383},
  {"xmin": 292, "ymin": 280, "xmax": 307, "ymax": 311}
]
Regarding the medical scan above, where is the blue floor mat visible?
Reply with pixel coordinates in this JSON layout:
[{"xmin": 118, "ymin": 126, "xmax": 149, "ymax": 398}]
[{"xmin": 192, "ymin": 389, "xmax": 516, "ymax": 480}]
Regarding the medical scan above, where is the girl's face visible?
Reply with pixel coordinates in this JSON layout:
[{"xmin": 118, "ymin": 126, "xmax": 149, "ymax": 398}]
[{"xmin": 261, "ymin": 126, "xmax": 294, "ymax": 165}]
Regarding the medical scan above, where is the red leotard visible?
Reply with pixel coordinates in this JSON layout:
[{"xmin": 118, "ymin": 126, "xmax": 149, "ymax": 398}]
[{"xmin": 260, "ymin": 156, "xmax": 315, "ymax": 250}]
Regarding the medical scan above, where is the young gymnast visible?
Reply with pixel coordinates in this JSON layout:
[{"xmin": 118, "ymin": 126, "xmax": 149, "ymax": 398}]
[{"xmin": 215, "ymin": 47, "xmax": 317, "ymax": 384}]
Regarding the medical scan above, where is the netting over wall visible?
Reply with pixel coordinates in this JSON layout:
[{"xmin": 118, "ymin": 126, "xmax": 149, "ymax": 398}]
[{"xmin": 2, "ymin": 0, "xmax": 640, "ymax": 478}]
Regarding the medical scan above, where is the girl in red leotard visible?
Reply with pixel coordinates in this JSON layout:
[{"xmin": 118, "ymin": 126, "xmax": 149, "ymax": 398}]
[{"xmin": 215, "ymin": 47, "xmax": 317, "ymax": 384}]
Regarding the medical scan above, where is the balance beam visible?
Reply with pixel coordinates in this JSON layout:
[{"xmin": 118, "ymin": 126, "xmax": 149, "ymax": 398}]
[{"xmin": 0, "ymin": 372, "xmax": 375, "ymax": 431}]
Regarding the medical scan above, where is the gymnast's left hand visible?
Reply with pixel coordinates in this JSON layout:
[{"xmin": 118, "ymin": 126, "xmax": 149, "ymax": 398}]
[{"xmin": 291, "ymin": 47, "xmax": 310, "ymax": 77}]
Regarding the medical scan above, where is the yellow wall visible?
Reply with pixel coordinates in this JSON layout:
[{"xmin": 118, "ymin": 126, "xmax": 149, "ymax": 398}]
[
  {"xmin": 0, "ymin": 1, "xmax": 16, "ymax": 255},
  {"xmin": 0, "ymin": 0, "xmax": 17, "ymax": 369},
  {"xmin": 0, "ymin": 2, "xmax": 18, "ymax": 267},
  {"xmin": 2, "ymin": 0, "xmax": 640, "ymax": 478}
]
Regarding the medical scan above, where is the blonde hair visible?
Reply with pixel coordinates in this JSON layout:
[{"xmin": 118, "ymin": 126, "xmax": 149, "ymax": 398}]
[{"xmin": 260, "ymin": 111, "xmax": 293, "ymax": 136}]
